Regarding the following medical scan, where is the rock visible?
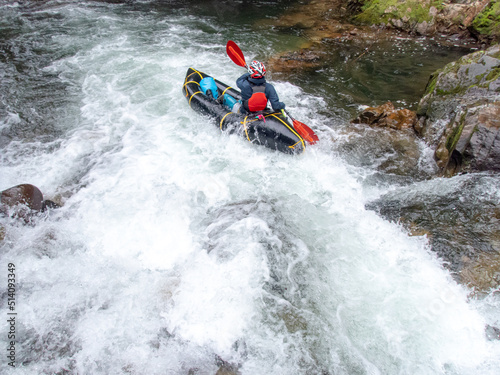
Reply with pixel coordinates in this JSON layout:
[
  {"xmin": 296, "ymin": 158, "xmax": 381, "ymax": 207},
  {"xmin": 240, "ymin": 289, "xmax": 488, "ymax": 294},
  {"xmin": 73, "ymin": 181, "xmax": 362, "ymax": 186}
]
[
  {"xmin": 268, "ymin": 49, "xmax": 325, "ymax": 73},
  {"xmin": 347, "ymin": 104, "xmax": 423, "ymax": 177},
  {"xmin": 353, "ymin": 0, "xmax": 490, "ymax": 44},
  {"xmin": 366, "ymin": 174, "xmax": 500, "ymax": 293},
  {"xmin": 470, "ymin": 0, "xmax": 500, "ymax": 43},
  {"xmin": 352, "ymin": 101, "xmax": 417, "ymax": 131},
  {"xmin": 335, "ymin": 122, "xmax": 424, "ymax": 178},
  {"xmin": 416, "ymin": 20, "xmax": 429, "ymax": 35},
  {"xmin": 464, "ymin": 102, "xmax": 500, "ymax": 171},
  {"xmin": 460, "ymin": 251, "xmax": 500, "ymax": 294},
  {"xmin": 0, "ymin": 184, "xmax": 60, "ymax": 223},
  {"xmin": 485, "ymin": 325, "xmax": 500, "ymax": 341},
  {"xmin": 417, "ymin": 44, "xmax": 500, "ymax": 174},
  {"xmin": 1, "ymin": 184, "xmax": 45, "ymax": 211}
]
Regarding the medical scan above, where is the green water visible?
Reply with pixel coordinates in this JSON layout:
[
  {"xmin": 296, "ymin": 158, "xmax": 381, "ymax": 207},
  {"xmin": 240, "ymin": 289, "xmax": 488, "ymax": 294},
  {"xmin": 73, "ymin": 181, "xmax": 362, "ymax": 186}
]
[
  {"xmin": 165, "ymin": 0, "xmax": 473, "ymax": 118},
  {"xmin": 301, "ymin": 37, "xmax": 471, "ymax": 115}
]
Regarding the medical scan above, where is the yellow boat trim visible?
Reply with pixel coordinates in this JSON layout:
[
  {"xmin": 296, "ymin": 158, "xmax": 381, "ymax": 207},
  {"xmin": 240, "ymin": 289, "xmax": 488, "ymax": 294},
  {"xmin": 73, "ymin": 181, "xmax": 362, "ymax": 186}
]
[
  {"xmin": 186, "ymin": 68, "xmax": 204, "ymax": 81},
  {"xmin": 243, "ymin": 116, "xmax": 251, "ymax": 142},
  {"xmin": 269, "ymin": 113, "xmax": 306, "ymax": 150},
  {"xmin": 221, "ymin": 87, "xmax": 233, "ymax": 97},
  {"xmin": 241, "ymin": 113, "xmax": 278, "ymax": 124},
  {"xmin": 183, "ymin": 80, "xmax": 200, "ymax": 96},
  {"xmin": 189, "ymin": 91, "xmax": 202, "ymax": 107},
  {"xmin": 220, "ymin": 112, "xmax": 233, "ymax": 130},
  {"xmin": 238, "ymin": 113, "xmax": 305, "ymax": 149}
]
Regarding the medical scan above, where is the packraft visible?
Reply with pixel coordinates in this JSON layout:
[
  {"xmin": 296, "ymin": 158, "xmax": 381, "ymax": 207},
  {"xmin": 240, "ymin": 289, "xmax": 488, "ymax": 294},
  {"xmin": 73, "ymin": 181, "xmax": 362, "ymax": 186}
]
[{"xmin": 183, "ymin": 68, "xmax": 306, "ymax": 154}]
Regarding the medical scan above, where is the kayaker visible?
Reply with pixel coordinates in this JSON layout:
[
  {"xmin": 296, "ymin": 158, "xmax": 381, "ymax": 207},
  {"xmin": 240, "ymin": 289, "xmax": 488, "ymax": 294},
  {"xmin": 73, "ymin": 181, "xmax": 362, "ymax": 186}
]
[{"xmin": 236, "ymin": 60, "xmax": 286, "ymax": 113}]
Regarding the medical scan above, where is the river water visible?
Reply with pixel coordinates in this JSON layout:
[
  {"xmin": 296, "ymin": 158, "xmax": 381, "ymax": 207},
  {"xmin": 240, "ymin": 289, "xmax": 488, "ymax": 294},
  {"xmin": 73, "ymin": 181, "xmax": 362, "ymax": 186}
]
[{"xmin": 1, "ymin": 1, "xmax": 499, "ymax": 374}]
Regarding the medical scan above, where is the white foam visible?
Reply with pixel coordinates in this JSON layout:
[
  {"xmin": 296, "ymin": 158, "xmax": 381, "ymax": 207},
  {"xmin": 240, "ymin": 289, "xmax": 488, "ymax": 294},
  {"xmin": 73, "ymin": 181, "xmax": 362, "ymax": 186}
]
[{"xmin": 1, "ymin": 3, "xmax": 499, "ymax": 374}]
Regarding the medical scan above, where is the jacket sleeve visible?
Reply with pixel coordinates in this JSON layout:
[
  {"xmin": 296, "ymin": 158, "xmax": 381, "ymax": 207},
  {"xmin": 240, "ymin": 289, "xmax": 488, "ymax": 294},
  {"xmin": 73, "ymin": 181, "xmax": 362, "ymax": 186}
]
[
  {"xmin": 236, "ymin": 73, "xmax": 251, "ymax": 101},
  {"xmin": 266, "ymin": 84, "xmax": 286, "ymax": 111}
]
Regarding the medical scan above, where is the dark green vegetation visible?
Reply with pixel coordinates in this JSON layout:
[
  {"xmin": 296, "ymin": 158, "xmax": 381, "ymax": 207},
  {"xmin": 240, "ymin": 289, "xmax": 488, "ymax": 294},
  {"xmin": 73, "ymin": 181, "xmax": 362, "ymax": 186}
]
[{"xmin": 472, "ymin": 0, "xmax": 500, "ymax": 38}]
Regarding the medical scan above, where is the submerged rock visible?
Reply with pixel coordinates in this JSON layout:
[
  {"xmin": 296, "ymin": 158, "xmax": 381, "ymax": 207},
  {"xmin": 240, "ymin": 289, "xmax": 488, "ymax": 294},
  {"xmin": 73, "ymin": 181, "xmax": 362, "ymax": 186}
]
[
  {"xmin": 334, "ymin": 122, "xmax": 426, "ymax": 180},
  {"xmin": 366, "ymin": 174, "xmax": 500, "ymax": 293},
  {"xmin": 268, "ymin": 49, "xmax": 325, "ymax": 73},
  {"xmin": 485, "ymin": 324, "xmax": 500, "ymax": 341},
  {"xmin": 342, "ymin": 102, "xmax": 430, "ymax": 180},
  {"xmin": 0, "ymin": 184, "xmax": 60, "ymax": 225},
  {"xmin": 417, "ymin": 44, "xmax": 500, "ymax": 175}
]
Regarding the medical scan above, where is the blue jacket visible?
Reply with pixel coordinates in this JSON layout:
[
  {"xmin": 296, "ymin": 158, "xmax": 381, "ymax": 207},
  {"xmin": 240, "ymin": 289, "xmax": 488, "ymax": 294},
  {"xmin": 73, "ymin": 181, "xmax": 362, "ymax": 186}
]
[{"xmin": 236, "ymin": 73, "xmax": 286, "ymax": 112}]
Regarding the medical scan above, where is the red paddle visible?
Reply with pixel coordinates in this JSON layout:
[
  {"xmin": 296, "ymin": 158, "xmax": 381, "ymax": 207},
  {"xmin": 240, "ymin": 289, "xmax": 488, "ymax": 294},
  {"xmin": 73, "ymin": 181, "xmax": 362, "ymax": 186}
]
[
  {"xmin": 225, "ymin": 40, "xmax": 319, "ymax": 145},
  {"xmin": 285, "ymin": 110, "xmax": 319, "ymax": 145},
  {"xmin": 226, "ymin": 40, "xmax": 247, "ymax": 68}
]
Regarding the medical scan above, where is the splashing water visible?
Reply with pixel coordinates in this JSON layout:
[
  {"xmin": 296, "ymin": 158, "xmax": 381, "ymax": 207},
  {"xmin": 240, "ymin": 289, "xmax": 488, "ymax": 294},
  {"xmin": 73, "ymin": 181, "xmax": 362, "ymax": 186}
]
[{"xmin": 1, "ymin": 1, "xmax": 499, "ymax": 374}]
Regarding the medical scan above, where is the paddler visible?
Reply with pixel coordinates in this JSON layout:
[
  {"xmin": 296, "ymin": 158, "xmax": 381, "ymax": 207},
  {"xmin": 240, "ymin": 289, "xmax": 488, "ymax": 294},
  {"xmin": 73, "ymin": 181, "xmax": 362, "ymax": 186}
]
[{"xmin": 236, "ymin": 60, "xmax": 286, "ymax": 114}]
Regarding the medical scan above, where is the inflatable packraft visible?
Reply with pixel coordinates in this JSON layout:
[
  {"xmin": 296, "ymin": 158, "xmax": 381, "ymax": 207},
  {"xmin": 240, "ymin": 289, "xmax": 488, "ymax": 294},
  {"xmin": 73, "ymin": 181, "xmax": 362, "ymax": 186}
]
[{"xmin": 183, "ymin": 68, "xmax": 306, "ymax": 154}]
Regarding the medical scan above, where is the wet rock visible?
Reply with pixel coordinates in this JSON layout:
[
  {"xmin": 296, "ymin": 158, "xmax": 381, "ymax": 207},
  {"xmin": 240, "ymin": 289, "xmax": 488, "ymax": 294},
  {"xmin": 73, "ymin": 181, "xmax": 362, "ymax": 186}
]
[
  {"xmin": 0, "ymin": 184, "xmax": 60, "ymax": 224},
  {"xmin": 215, "ymin": 355, "xmax": 240, "ymax": 375},
  {"xmin": 417, "ymin": 44, "xmax": 500, "ymax": 175},
  {"xmin": 366, "ymin": 174, "xmax": 500, "ymax": 292},
  {"xmin": 268, "ymin": 49, "xmax": 325, "ymax": 73},
  {"xmin": 335, "ymin": 122, "xmax": 424, "ymax": 179},
  {"xmin": 485, "ymin": 325, "xmax": 500, "ymax": 341},
  {"xmin": 1, "ymin": 184, "xmax": 45, "ymax": 212},
  {"xmin": 353, "ymin": 0, "xmax": 490, "ymax": 44},
  {"xmin": 352, "ymin": 101, "xmax": 417, "ymax": 131},
  {"xmin": 464, "ymin": 102, "xmax": 500, "ymax": 171},
  {"xmin": 460, "ymin": 251, "xmax": 500, "ymax": 294}
]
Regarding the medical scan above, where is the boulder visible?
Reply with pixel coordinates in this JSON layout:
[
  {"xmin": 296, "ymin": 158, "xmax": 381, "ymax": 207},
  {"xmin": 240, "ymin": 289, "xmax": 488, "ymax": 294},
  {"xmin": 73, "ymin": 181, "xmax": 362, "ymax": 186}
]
[
  {"xmin": 1, "ymin": 184, "xmax": 45, "ymax": 211},
  {"xmin": 417, "ymin": 44, "xmax": 500, "ymax": 174},
  {"xmin": 0, "ymin": 184, "xmax": 59, "ymax": 223},
  {"xmin": 470, "ymin": 0, "xmax": 500, "ymax": 44},
  {"xmin": 366, "ymin": 174, "xmax": 500, "ymax": 293},
  {"xmin": 352, "ymin": 101, "xmax": 418, "ymax": 131},
  {"xmin": 268, "ymin": 49, "xmax": 325, "ymax": 73},
  {"xmin": 345, "ymin": 102, "xmax": 426, "ymax": 178},
  {"xmin": 353, "ymin": 0, "xmax": 491, "ymax": 43}
]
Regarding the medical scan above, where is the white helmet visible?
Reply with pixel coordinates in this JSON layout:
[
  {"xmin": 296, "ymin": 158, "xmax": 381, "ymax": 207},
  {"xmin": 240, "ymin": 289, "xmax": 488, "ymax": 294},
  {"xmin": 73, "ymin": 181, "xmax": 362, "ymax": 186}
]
[{"xmin": 248, "ymin": 60, "xmax": 266, "ymax": 78}]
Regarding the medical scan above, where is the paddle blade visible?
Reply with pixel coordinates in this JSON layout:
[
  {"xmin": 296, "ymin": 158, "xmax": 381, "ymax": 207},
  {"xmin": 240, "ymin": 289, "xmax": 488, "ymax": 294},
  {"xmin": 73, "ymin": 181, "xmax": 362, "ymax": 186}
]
[
  {"xmin": 226, "ymin": 40, "xmax": 246, "ymax": 67},
  {"xmin": 293, "ymin": 119, "xmax": 319, "ymax": 145}
]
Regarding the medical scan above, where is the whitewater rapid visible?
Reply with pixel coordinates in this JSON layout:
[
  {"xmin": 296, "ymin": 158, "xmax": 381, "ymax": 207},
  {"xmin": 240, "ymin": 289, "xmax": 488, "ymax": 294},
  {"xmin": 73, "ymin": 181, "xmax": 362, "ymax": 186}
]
[{"xmin": 1, "ymin": 1, "xmax": 499, "ymax": 374}]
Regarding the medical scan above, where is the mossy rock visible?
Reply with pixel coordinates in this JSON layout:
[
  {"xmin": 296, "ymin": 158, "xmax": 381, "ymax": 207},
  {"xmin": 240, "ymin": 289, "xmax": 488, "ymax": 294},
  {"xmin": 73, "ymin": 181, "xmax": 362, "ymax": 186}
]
[
  {"xmin": 355, "ymin": 0, "xmax": 442, "ymax": 26},
  {"xmin": 471, "ymin": 0, "xmax": 500, "ymax": 41},
  {"xmin": 354, "ymin": 0, "xmax": 495, "ymax": 42},
  {"xmin": 417, "ymin": 44, "xmax": 500, "ymax": 174}
]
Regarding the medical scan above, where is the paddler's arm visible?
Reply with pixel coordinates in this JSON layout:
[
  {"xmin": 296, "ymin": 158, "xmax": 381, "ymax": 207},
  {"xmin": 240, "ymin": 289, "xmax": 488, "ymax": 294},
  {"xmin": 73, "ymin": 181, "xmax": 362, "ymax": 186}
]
[{"xmin": 266, "ymin": 84, "xmax": 286, "ymax": 111}]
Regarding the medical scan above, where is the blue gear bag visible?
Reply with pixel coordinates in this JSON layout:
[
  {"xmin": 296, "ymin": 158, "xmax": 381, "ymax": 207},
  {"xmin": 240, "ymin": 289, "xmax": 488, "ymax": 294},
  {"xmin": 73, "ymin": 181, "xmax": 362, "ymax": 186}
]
[{"xmin": 199, "ymin": 77, "xmax": 219, "ymax": 99}]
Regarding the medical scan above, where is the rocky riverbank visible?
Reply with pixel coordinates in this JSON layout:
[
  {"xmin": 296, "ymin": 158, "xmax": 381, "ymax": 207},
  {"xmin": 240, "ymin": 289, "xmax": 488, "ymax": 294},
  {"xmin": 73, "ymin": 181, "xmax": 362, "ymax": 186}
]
[
  {"xmin": 262, "ymin": 1, "xmax": 500, "ymax": 294},
  {"xmin": 364, "ymin": 43, "xmax": 500, "ymax": 295},
  {"xmin": 353, "ymin": 0, "xmax": 497, "ymax": 44},
  {"xmin": 265, "ymin": 0, "xmax": 496, "ymax": 74}
]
